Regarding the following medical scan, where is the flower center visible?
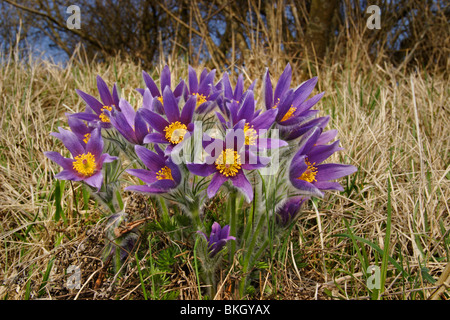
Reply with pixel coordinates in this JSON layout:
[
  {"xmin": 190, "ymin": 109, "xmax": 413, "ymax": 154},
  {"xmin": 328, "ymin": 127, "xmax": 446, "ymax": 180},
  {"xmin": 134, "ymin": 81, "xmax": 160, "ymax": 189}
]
[
  {"xmin": 164, "ymin": 121, "xmax": 187, "ymax": 144},
  {"xmin": 281, "ymin": 106, "xmax": 297, "ymax": 122},
  {"xmin": 73, "ymin": 152, "xmax": 96, "ymax": 177},
  {"xmin": 244, "ymin": 123, "xmax": 258, "ymax": 146},
  {"xmin": 156, "ymin": 166, "xmax": 173, "ymax": 180},
  {"xmin": 193, "ymin": 93, "xmax": 207, "ymax": 108},
  {"xmin": 83, "ymin": 133, "xmax": 91, "ymax": 144},
  {"xmin": 157, "ymin": 96, "xmax": 164, "ymax": 105},
  {"xmin": 99, "ymin": 105, "xmax": 113, "ymax": 123},
  {"xmin": 215, "ymin": 149, "xmax": 241, "ymax": 177},
  {"xmin": 297, "ymin": 158, "xmax": 317, "ymax": 183}
]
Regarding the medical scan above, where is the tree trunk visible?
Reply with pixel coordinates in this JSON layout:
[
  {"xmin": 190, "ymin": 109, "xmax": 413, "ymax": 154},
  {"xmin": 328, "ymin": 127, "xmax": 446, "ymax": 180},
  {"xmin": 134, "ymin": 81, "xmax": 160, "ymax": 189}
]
[{"xmin": 305, "ymin": 0, "xmax": 338, "ymax": 60}]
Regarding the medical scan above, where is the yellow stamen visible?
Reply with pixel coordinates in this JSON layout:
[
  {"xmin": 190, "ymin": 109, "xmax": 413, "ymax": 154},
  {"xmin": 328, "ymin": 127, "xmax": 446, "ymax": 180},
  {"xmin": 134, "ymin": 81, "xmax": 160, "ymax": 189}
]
[
  {"xmin": 164, "ymin": 121, "xmax": 187, "ymax": 144},
  {"xmin": 99, "ymin": 105, "xmax": 113, "ymax": 123},
  {"xmin": 156, "ymin": 166, "xmax": 173, "ymax": 180},
  {"xmin": 215, "ymin": 149, "xmax": 241, "ymax": 177},
  {"xmin": 271, "ymin": 98, "xmax": 281, "ymax": 109},
  {"xmin": 281, "ymin": 106, "xmax": 297, "ymax": 122},
  {"xmin": 83, "ymin": 133, "xmax": 91, "ymax": 144},
  {"xmin": 297, "ymin": 158, "xmax": 317, "ymax": 183},
  {"xmin": 244, "ymin": 123, "xmax": 258, "ymax": 146},
  {"xmin": 192, "ymin": 93, "xmax": 207, "ymax": 108},
  {"xmin": 73, "ymin": 152, "xmax": 96, "ymax": 177},
  {"xmin": 157, "ymin": 96, "xmax": 164, "ymax": 105}
]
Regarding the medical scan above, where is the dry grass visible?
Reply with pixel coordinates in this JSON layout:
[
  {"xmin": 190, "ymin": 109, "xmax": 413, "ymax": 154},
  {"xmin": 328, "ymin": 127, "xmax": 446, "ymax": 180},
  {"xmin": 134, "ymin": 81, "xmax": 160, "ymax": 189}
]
[{"xmin": 0, "ymin": 43, "xmax": 448, "ymax": 300}]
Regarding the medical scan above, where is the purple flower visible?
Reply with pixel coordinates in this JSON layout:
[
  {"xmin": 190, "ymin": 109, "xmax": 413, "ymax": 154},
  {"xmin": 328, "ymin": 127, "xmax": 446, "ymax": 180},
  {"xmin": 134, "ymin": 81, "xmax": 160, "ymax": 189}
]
[
  {"xmin": 218, "ymin": 72, "xmax": 256, "ymax": 116},
  {"xmin": 140, "ymin": 86, "xmax": 196, "ymax": 154},
  {"xmin": 276, "ymin": 196, "xmax": 309, "ymax": 227},
  {"xmin": 66, "ymin": 116, "xmax": 96, "ymax": 147},
  {"xmin": 45, "ymin": 128, "xmax": 118, "ymax": 191},
  {"xmin": 216, "ymin": 89, "xmax": 286, "ymax": 151},
  {"xmin": 70, "ymin": 75, "xmax": 120, "ymax": 129},
  {"xmin": 197, "ymin": 222, "xmax": 236, "ymax": 257},
  {"xmin": 186, "ymin": 65, "xmax": 222, "ymax": 114},
  {"xmin": 125, "ymin": 144, "xmax": 182, "ymax": 194},
  {"xmin": 289, "ymin": 127, "xmax": 357, "ymax": 198},
  {"xmin": 108, "ymin": 98, "xmax": 152, "ymax": 145},
  {"xmin": 283, "ymin": 115, "xmax": 330, "ymax": 141},
  {"xmin": 263, "ymin": 64, "xmax": 324, "ymax": 127},
  {"xmin": 186, "ymin": 122, "xmax": 268, "ymax": 202},
  {"xmin": 137, "ymin": 65, "xmax": 186, "ymax": 114}
]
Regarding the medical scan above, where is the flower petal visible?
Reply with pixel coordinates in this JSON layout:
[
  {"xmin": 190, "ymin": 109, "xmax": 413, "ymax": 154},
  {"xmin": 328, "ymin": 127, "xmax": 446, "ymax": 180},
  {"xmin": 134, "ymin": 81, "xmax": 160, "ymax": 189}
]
[
  {"xmin": 160, "ymin": 65, "xmax": 171, "ymax": 92},
  {"xmin": 86, "ymin": 128, "xmax": 104, "ymax": 160},
  {"xmin": 76, "ymin": 89, "xmax": 103, "ymax": 114},
  {"xmin": 126, "ymin": 168, "xmax": 157, "ymax": 184},
  {"xmin": 135, "ymin": 145, "xmax": 166, "ymax": 171},
  {"xmin": 207, "ymin": 172, "xmax": 228, "ymax": 198},
  {"xmin": 110, "ymin": 111, "xmax": 138, "ymax": 144},
  {"xmin": 290, "ymin": 178, "xmax": 324, "ymax": 198},
  {"xmin": 97, "ymin": 153, "xmax": 118, "ymax": 167},
  {"xmin": 142, "ymin": 88, "xmax": 154, "ymax": 110},
  {"xmin": 314, "ymin": 181, "xmax": 344, "ymax": 191},
  {"xmin": 315, "ymin": 129, "xmax": 337, "ymax": 146},
  {"xmin": 51, "ymin": 127, "xmax": 85, "ymax": 157},
  {"xmin": 237, "ymin": 90, "xmax": 255, "ymax": 122},
  {"xmin": 112, "ymin": 83, "xmax": 120, "ymax": 108},
  {"xmin": 140, "ymin": 108, "xmax": 169, "ymax": 133},
  {"xmin": 83, "ymin": 171, "xmax": 104, "ymax": 191},
  {"xmin": 118, "ymin": 98, "xmax": 136, "ymax": 126},
  {"xmin": 186, "ymin": 163, "xmax": 216, "ymax": 177},
  {"xmin": 55, "ymin": 169, "xmax": 82, "ymax": 181},
  {"xmin": 230, "ymin": 172, "xmax": 253, "ymax": 202},
  {"xmin": 44, "ymin": 151, "xmax": 73, "ymax": 170},
  {"xmin": 198, "ymin": 69, "xmax": 215, "ymax": 96},
  {"xmin": 188, "ymin": 65, "xmax": 198, "ymax": 94},
  {"xmin": 292, "ymin": 77, "xmax": 318, "ymax": 106},
  {"xmin": 125, "ymin": 184, "xmax": 169, "ymax": 194},
  {"xmin": 96, "ymin": 75, "xmax": 114, "ymax": 107},
  {"xmin": 296, "ymin": 92, "xmax": 325, "ymax": 114},
  {"xmin": 68, "ymin": 112, "xmax": 100, "ymax": 123},
  {"xmin": 306, "ymin": 140, "xmax": 343, "ymax": 165},
  {"xmin": 180, "ymin": 95, "xmax": 196, "ymax": 125},
  {"xmin": 251, "ymin": 108, "xmax": 277, "ymax": 131},
  {"xmin": 143, "ymin": 133, "xmax": 169, "ymax": 144},
  {"xmin": 315, "ymin": 164, "xmax": 357, "ymax": 181},
  {"xmin": 274, "ymin": 63, "xmax": 292, "ymax": 101},
  {"xmin": 263, "ymin": 69, "xmax": 273, "ymax": 110},
  {"xmin": 142, "ymin": 71, "xmax": 160, "ymax": 97},
  {"xmin": 162, "ymin": 87, "xmax": 180, "ymax": 123},
  {"xmin": 134, "ymin": 110, "xmax": 150, "ymax": 144}
]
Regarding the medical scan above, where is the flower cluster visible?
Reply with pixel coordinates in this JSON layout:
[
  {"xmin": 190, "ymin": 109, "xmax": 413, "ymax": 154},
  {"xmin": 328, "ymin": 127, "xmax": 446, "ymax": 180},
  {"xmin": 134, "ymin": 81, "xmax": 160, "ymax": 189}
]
[{"xmin": 45, "ymin": 64, "xmax": 357, "ymax": 295}]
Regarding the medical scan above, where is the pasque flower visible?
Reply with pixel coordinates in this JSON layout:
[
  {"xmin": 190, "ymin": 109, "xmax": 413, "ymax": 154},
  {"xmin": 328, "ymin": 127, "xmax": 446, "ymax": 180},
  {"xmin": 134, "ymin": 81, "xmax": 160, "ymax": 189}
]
[
  {"xmin": 45, "ymin": 127, "xmax": 118, "ymax": 190},
  {"xmin": 218, "ymin": 72, "xmax": 256, "ymax": 117},
  {"xmin": 197, "ymin": 222, "xmax": 236, "ymax": 257},
  {"xmin": 140, "ymin": 86, "xmax": 196, "ymax": 154},
  {"xmin": 263, "ymin": 63, "xmax": 324, "ymax": 127},
  {"xmin": 108, "ymin": 98, "xmax": 152, "ymax": 145},
  {"xmin": 137, "ymin": 65, "xmax": 186, "ymax": 114},
  {"xmin": 67, "ymin": 116, "xmax": 96, "ymax": 147},
  {"xmin": 186, "ymin": 121, "xmax": 268, "ymax": 202},
  {"xmin": 289, "ymin": 127, "xmax": 357, "ymax": 197},
  {"xmin": 216, "ymin": 89, "xmax": 286, "ymax": 150},
  {"xmin": 70, "ymin": 75, "xmax": 120, "ymax": 128},
  {"xmin": 283, "ymin": 115, "xmax": 330, "ymax": 141},
  {"xmin": 125, "ymin": 144, "xmax": 182, "ymax": 194},
  {"xmin": 186, "ymin": 65, "xmax": 222, "ymax": 114},
  {"xmin": 276, "ymin": 196, "xmax": 309, "ymax": 227}
]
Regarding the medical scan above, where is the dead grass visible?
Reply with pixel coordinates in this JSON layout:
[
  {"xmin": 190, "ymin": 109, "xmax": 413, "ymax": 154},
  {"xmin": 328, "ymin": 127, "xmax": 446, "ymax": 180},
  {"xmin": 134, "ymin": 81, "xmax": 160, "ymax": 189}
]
[{"xmin": 0, "ymin": 43, "xmax": 448, "ymax": 300}]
